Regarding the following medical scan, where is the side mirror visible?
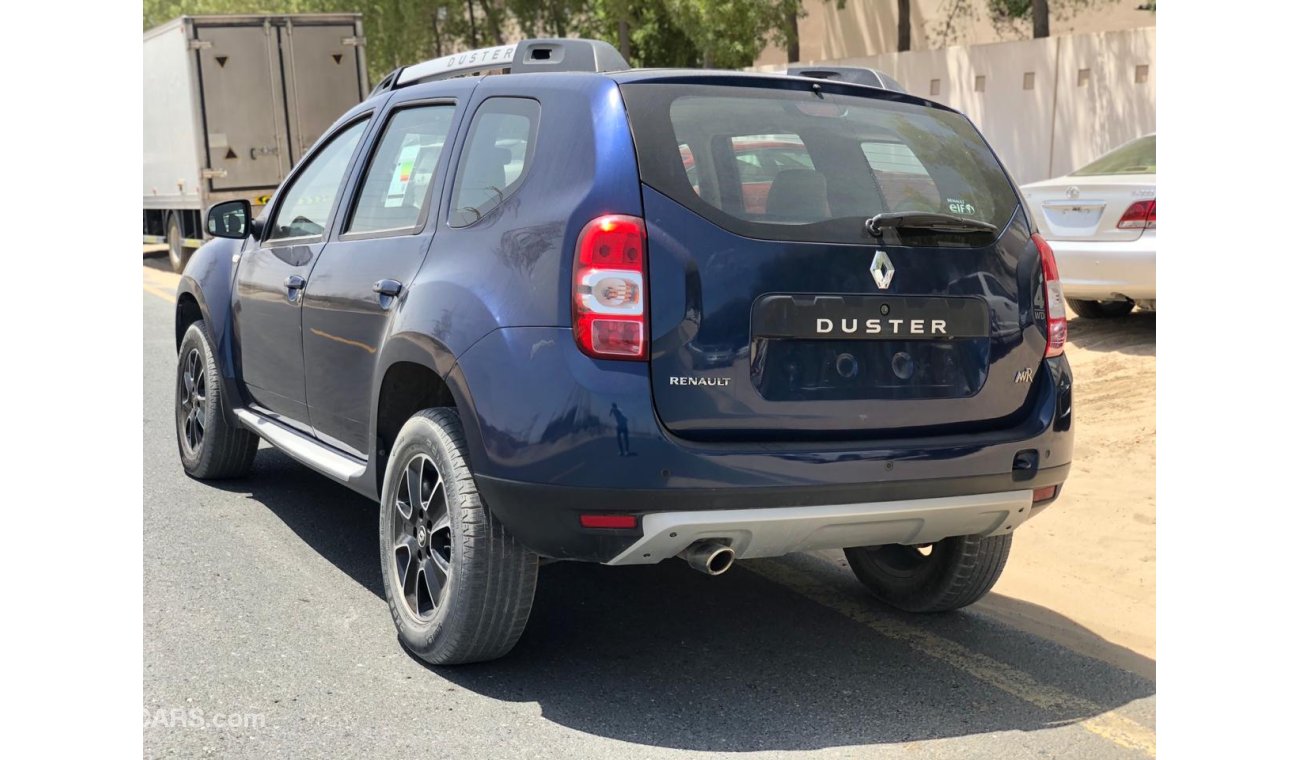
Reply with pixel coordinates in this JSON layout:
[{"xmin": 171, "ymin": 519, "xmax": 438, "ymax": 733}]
[{"xmin": 206, "ymin": 200, "xmax": 252, "ymax": 239}]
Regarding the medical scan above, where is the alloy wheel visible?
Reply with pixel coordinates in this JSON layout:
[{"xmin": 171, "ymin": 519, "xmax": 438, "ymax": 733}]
[
  {"xmin": 178, "ymin": 348, "xmax": 207, "ymax": 455},
  {"xmin": 392, "ymin": 453, "xmax": 453, "ymax": 620}
]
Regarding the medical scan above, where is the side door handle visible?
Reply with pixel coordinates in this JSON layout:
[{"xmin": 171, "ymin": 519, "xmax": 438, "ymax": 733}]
[
  {"xmin": 284, "ymin": 274, "xmax": 306, "ymax": 304},
  {"xmin": 373, "ymin": 279, "xmax": 403, "ymax": 297},
  {"xmin": 373, "ymin": 279, "xmax": 403, "ymax": 309}
]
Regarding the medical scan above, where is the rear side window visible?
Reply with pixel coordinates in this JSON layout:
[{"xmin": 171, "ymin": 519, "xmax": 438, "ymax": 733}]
[
  {"xmin": 621, "ymin": 83, "xmax": 1019, "ymax": 244},
  {"xmin": 347, "ymin": 104, "xmax": 457, "ymax": 235},
  {"xmin": 449, "ymin": 97, "xmax": 540, "ymax": 227}
]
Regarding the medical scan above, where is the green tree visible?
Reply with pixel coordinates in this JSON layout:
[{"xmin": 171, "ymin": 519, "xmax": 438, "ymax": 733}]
[{"xmin": 661, "ymin": 0, "xmax": 798, "ymax": 69}]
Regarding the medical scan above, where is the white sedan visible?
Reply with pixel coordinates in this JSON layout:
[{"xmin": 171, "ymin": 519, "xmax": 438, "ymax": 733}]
[{"xmin": 1021, "ymin": 134, "xmax": 1155, "ymax": 318}]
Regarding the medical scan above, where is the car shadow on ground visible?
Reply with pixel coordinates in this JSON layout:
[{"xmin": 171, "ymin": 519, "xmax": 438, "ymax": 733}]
[
  {"xmin": 1066, "ymin": 309, "xmax": 1156, "ymax": 357},
  {"xmin": 217, "ymin": 447, "xmax": 1155, "ymax": 753}
]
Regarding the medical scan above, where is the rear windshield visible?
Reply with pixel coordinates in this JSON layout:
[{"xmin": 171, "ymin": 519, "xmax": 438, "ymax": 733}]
[
  {"xmin": 1071, "ymin": 134, "xmax": 1155, "ymax": 176},
  {"xmin": 621, "ymin": 82, "xmax": 1019, "ymax": 244}
]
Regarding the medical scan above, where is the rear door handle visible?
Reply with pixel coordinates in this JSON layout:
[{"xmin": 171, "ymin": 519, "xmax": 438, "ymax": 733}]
[
  {"xmin": 373, "ymin": 279, "xmax": 403, "ymax": 297},
  {"xmin": 284, "ymin": 275, "xmax": 306, "ymax": 304}
]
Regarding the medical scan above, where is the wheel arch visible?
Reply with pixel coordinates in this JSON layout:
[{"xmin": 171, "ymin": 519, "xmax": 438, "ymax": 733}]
[
  {"xmin": 174, "ymin": 237, "xmax": 247, "ymax": 420},
  {"xmin": 370, "ymin": 332, "xmax": 485, "ymax": 501}
]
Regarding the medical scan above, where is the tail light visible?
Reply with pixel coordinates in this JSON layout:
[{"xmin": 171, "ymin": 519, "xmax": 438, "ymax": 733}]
[
  {"xmin": 1033, "ymin": 233, "xmax": 1067, "ymax": 357},
  {"xmin": 573, "ymin": 214, "xmax": 647, "ymax": 360},
  {"xmin": 1117, "ymin": 199, "xmax": 1156, "ymax": 230}
]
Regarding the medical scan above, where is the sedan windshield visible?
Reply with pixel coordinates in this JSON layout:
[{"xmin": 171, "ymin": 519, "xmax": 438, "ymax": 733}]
[{"xmin": 1071, "ymin": 135, "xmax": 1155, "ymax": 176}]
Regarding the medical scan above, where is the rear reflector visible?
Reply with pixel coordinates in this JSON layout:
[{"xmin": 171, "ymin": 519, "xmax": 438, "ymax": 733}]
[
  {"xmin": 579, "ymin": 514, "xmax": 638, "ymax": 529},
  {"xmin": 1117, "ymin": 199, "xmax": 1156, "ymax": 230},
  {"xmin": 573, "ymin": 215, "xmax": 648, "ymax": 361},
  {"xmin": 1032, "ymin": 485, "xmax": 1058, "ymax": 503},
  {"xmin": 1032, "ymin": 233, "xmax": 1067, "ymax": 357}
]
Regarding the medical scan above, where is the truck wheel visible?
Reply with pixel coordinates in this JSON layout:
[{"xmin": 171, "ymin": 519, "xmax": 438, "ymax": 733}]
[
  {"xmin": 1067, "ymin": 298, "xmax": 1133, "ymax": 319},
  {"xmin": 380, "ymin": 408, "xmax": 538, "ymax": 665},
  {"xmin": 843, "ymin": 533, "xmax": 1012, "ymax": 613},
  {"xmin": 176, "ymin": 321, "xmax": 259, "ymax": 479},
  {"xmin": 166, "ymin": 214, "xmax": 190, "ymax": 273}
]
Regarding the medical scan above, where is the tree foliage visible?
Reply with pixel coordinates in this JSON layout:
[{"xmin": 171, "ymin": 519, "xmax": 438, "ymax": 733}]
[{"xmin": 144, "ymin": 0, "xmax": 806, "ymax": 80}]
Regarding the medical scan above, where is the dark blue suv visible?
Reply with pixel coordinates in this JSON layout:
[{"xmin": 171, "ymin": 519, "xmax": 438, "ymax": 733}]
[{"xmin": 177, "ymin": 39, "xmax": 1073, "ymax": 665}]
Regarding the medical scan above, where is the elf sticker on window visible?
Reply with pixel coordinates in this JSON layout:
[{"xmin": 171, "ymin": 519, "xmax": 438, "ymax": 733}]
[
  {"xmin": 946, "ymin": 198, "xmax": 976, "ymax": 215},
  {"xmin": 385, "ymin": 144, "xmax": 422, "ymax": 207}
]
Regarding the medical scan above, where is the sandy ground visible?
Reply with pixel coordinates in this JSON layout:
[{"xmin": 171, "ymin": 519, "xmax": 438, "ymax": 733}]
[
  {"xmin": 988, "ymin": 306, "xmax": 1156, "ymax": 671},
  {"xmin": 145, "ymin": 255, "xmax": 1156, "ymax": 677}
]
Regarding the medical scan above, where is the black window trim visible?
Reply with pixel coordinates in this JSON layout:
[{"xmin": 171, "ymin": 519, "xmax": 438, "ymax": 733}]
[
  {"xmin": 260, "ymin": 111, "xmax": 375, "ymax": 247},
  {"xmin": 445, "ymin": 96, "xmax": 542, "ymax": 230},
  {"xmin": 337, "ymin": 98, "xmax": 460, "ymax": 243}
]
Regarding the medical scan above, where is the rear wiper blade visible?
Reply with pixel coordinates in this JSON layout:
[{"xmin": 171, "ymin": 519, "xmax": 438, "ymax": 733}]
[{"xmin": 865, "ymin": 212, "xmax": 999, "ymax": 237}]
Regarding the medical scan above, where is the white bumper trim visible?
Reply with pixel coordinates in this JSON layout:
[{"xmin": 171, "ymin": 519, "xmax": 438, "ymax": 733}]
[{"xmin": 605, "ymin": 490, "xmax": 1034, "ymax": 566}]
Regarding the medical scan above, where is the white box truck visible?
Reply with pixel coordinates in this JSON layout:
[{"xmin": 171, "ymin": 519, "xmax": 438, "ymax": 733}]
[{"xmin": 144, "ymin": 14, "xmax": 369, "ymax": 271}]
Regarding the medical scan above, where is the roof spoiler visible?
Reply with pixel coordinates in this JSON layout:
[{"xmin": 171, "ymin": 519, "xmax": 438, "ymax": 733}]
[
  {"xmin": 371, "ymin": 38, "xmax": 630, "ymax": 96},
  {"xmin": 785, "ymin": 66, "xmax": 906, "ymax": 94}
]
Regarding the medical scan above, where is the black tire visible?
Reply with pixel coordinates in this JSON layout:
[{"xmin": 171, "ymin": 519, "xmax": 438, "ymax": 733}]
[
  {"xmin": 380, "ymin": 408, "xmax": 538, "ymax": 665},
  {"xmin": 175, "ymin": 321, "xmax": 259, "ymax": 479},
  {"xmin": 166, "ymin": 214, "xmax": 190, "ymax": 273},
  {"xmin": 1067, "ymin": 297, "xmax": 1134, "ymax": 319},
  {"xmin": 843, "ymin": 533, "xmax": 1012, "ymax": 613}
]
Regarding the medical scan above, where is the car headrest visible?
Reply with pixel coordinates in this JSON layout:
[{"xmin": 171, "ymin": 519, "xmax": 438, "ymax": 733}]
[{"xmin": 765, "ymin": 169, "xmax": 830, "ymax": 223}]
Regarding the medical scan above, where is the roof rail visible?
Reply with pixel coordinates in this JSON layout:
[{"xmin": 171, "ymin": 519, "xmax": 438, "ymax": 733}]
[
  {"xmin": 786, "ymin": 66, "xmax": 906, "ymax": 94},
  {"xmin": 371, "ymin": 38, "xmax": 629, "ymax": 96}
]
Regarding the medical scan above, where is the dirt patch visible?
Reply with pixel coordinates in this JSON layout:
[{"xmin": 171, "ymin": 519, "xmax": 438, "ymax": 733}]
[{"xmin": 990, "ymin": 307, "xmax": 1156, "ymax": 665}]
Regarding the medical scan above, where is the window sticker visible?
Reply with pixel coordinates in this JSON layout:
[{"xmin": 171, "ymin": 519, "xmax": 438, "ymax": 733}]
[
  {"xmin": 946, "ymin": 198, "xmax": 976, "ymax": 216},
  {"xmin": 385, "ymin": 144, "xmax": 422, "ymax": 207}
]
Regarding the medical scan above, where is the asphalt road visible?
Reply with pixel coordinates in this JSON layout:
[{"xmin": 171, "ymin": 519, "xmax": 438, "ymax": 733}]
[{"xmin": 143, "ymin": 259, "xmax": 1155, "ymax": 759}]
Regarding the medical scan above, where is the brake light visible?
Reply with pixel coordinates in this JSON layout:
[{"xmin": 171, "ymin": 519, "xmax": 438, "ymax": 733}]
[
  {"xmin": 573, "ymin": 215, "xmax": 647, "ymax": 360},
  {"xmin": 1033, "ymin": 233, "xmax": 1067, "ymax": 357},
  {"xmin": 1117, "ymin": 199, "xmax": 1156, "ymax": 230}
]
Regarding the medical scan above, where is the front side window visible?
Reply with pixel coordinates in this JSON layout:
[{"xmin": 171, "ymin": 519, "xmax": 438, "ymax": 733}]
[
  {"xmin": 347, "ymin": 105, "xmax": 457, "ymax": 235},
  {"xmin": 449, "ymin": 98, "xmax": 540, "ymax": 227},
  {"xmin": 267, "ymin": 118, "xmax": 369, "ymax": 241}
]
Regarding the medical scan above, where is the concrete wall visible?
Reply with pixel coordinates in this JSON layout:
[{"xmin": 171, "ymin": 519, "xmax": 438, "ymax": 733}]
[
  {"xmin": 753, "ymin": 27, "xmax": 1156, "ymax": 184},
  {"xmin": 754, "ymin": 0, "xmax": 1157, "ymax": 67}
]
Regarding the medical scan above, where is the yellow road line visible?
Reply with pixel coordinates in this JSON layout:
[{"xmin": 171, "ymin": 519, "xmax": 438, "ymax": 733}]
[
  {"xmin": 746, "ymin": 560, "xmax": 1156, "ymax": 757},
  {"xmin": 143, "ymin": 282, "xmax": 176, "ymax": 304}
]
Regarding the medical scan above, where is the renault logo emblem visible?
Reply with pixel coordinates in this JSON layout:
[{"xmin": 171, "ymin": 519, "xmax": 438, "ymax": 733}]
[{"xmin": 870, "ymin": 251, "xmax": 895, "ymax": 290}]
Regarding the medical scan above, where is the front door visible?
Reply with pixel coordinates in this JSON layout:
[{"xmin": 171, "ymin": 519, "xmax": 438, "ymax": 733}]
[
  {"xmin": 233, "ymin": 117, "xmax": 370, "ymax": 425},
  {"xmin": 302, "ymin": 102, "xmax": 460, "ymax": 455}
]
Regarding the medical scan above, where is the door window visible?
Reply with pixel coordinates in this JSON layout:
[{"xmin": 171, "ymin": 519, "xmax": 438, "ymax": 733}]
[
  {"xmin": 346, "ymin": 105, "xmax": 457, "ymax": 235},
  {"xmin": 448, "ymin": 98, "xmax": 540, "ymax": 227},
  {"xmin": 266, "ymin": 118, "xmax": 369, "ymax": 242}
]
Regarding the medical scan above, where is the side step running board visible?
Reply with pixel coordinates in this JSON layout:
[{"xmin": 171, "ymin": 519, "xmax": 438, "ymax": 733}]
[{"xmin": 233, "ymin": 409, "xmax": 366, "ymax": 482}]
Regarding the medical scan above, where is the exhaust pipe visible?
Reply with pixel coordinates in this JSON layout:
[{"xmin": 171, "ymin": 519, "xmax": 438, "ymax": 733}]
[{"xmin": 679, "ymin": 540, "xmax": 736, "ymax": 576}]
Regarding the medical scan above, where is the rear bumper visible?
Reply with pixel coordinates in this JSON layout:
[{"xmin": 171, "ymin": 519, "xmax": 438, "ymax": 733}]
[
  {"xmin": 455, "ymin": 327, "xmax": 1074, "ymax": 563},
  {"xmin": 607, "ymin": 489, "xmax": 1036, "ymax": 565},
  {"xmin": 478, "ymin": 465, "xmax": 1068, "ymax": 562},
  {"xmin": 1049, "ymin": 231, "xmax": 1156, "ymax": 301}
]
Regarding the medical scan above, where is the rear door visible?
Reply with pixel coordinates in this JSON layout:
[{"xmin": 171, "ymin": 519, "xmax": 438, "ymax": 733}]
[
  {"xmin": 281, "ymin": 19, "xmax": 368, "ymax": 163},
  {"xmin": 193, "ymin": 21, "xmax": 290, "ymax": 191},
  {"xmin": 301, "ymin": 99, "xmax": 464, "ymax": 456},
  {"xmin": 620, "ymin": 81, "xmax": 1048, "ymax": 441}
]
